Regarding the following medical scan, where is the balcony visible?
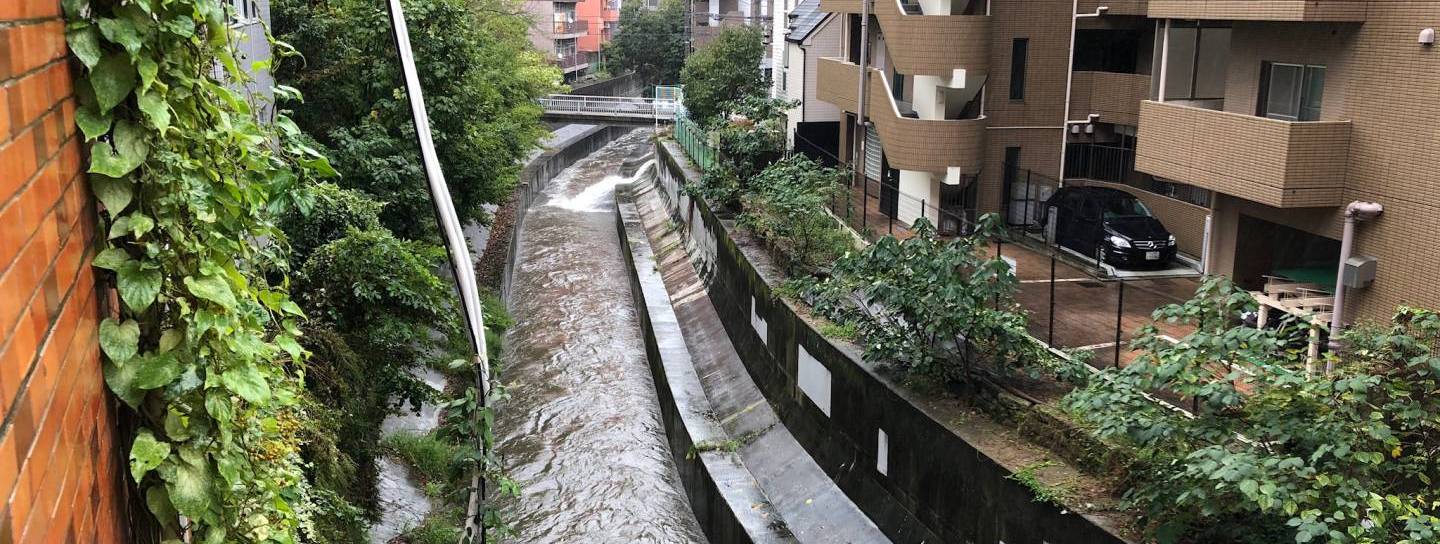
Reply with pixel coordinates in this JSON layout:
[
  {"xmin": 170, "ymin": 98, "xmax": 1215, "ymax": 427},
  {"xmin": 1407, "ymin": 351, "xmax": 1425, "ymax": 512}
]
[
  {"xmin": 553, "ymin": 19, "xmax": 586, "ymax": 37},
  {"xmin": 1069, "ymin": 71, "xmax": 1150, "ymax": 126},
  {"xmin": 1147, "ymin": 0, "xmax": 1367, "ymax": 22},
  {"xmin": 817, "ymin": 58, "xmax": 985, "ymax": 174},
  {"xmin": 557, "ymin": 52, "xmax": 589, "ymax": 72},
  {"xmin": 818, "ymin": 0, "xmax": 989, "ymax": 76},
  {"xmin": 1134, "ymin": 100, "xmax": 1350, "ymax": 208}
]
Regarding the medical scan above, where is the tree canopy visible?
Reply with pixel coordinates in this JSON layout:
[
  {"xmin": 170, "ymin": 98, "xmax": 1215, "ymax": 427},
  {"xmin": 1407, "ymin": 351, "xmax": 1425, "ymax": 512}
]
[
  {"xmin": 273, "ymin": 0, "xmax": 560, "ymax": 238},
  {"xmin": 680, "ymin": 25, "xmax": 767, "ymax": 124},
  {"xmin": 605, "ymin": 0, "xmax": 687, "ymax": 87}
]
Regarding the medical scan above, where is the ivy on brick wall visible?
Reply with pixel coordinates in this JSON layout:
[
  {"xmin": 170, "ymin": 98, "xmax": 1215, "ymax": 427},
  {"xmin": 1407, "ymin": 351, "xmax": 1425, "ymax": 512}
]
[{"xmin": 64, "ymin": 0, "xmax": 331, "ymax": 540}]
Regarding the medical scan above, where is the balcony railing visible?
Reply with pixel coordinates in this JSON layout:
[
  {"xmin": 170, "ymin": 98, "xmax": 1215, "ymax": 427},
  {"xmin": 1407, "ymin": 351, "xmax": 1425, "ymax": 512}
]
[
  {"xmin": 817, "ymin": 58, "xmax": 985, "ymax": 174},
  {"xmin": 556, "ymin": 52, "xmax": 588, "ymax": 70},
  {"xmin": 553, "ymin": 19, "xmax": 585, "ymax": 35},
  {"xmin": 1069, "ymin": 71, "xmax": 1150, "ymax": 126},
  {"xmin": 1134, "ymin": 100, "xmax": 1350, "ymax": 208},
  {"xmin": 1147, "ymin": 0, "xmax": 1367, "ymax": 22},
  {"xmin": 818, "ymin": 0, "xmax": 988, "ymax": 76}
]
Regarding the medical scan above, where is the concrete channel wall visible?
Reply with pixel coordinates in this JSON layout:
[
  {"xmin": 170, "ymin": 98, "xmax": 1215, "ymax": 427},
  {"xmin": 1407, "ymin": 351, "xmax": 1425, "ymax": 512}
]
[
  {"xmin": 614, "ymin": 196, "xmax": 795, "ymax": 544},
  {"xmin": 650, "ymin": 140, "xmax": 1133, "ymax": 544},
  {"xmin": 492, "ymin": 125, "xmax": 635, "ymax": 299}
]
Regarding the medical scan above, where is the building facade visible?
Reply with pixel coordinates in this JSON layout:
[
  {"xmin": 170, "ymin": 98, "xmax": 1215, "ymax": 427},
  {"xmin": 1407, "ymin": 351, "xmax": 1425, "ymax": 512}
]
[
  {"xmin": 527, "ymin": 0, "xmax": 625, "ymax": 82},
  {"xmin": 810, "ymin": 0, "xmax": 1440, "ymax": 326}
]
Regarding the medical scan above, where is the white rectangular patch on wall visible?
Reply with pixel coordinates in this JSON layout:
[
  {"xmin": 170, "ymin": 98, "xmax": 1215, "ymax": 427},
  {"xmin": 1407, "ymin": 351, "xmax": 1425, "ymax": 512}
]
[
  {"xmin": 797, "ymin": 345, "xmax": 832, "ymax": 417},
  {"xmin": 750, "ymin": 296, "xmax": 768, "ymax": 345},
  {"xmin": 876, "ymin": 428, "xmax": 889, "ymax": 476}
]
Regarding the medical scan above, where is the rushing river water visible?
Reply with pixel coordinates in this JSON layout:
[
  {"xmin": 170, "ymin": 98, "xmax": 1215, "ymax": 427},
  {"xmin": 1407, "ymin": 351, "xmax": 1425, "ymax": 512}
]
[{"xmin": 495, "ymin": 130, "xmax": 705, "ymax": 543}]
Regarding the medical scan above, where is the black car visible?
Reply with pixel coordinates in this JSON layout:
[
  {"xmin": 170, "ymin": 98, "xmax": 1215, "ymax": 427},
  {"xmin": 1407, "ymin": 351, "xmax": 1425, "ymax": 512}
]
[{"xmin": 1044, "ymin": 187, "xmax": 1177, "ymax": 268}]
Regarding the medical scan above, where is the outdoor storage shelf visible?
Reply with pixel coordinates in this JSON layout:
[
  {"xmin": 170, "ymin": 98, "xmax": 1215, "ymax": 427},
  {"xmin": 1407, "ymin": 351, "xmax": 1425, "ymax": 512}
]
[
  {"xmin": 817, "ymin": 57, "xmax": 986, "ymax": 175},
  {"xmin": 817, "ymin": 0, "xmax": 988, "ymax": 76},
  {"xmin": 1147, "ymin": 0, "xmax": 1368, "ymax": 22},
  {"xmin": 1134, "ymin": 100, "xmax": 1350, "ymax": 208},
  {"xmin": 1069, "ymin": 71, "xmax": 1151, "ymax": 127}
]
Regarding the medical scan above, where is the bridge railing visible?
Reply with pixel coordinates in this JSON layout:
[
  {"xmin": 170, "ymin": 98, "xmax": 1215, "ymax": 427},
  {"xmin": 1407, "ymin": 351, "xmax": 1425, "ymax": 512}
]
[{"xmin": 538, "ymin": 94, "xmax": 678, "ymax": 119}]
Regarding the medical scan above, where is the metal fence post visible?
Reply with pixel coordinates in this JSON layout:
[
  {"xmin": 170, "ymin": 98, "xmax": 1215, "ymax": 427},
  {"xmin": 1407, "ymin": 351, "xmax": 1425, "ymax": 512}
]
[
  {"xmin": 1114, "ymin": 279, "xmax": 1125, "ymax": 368},
  {"xmin": 1049, "ymin": 252, "xmax": 1057, "ymax": 346}
]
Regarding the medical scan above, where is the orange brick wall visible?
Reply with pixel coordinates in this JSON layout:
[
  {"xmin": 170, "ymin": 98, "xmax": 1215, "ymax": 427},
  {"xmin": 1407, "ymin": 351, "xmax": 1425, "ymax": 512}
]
[{"xmin": 0, "ymin": 2, "xmax": 130, "ymax": 542}]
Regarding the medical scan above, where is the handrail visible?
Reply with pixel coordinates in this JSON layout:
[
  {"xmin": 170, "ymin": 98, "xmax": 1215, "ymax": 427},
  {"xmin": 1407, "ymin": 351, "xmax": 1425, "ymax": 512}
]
[{"xmin": 537, "ymin": 94, "xmax": 678, "ymax": 119}]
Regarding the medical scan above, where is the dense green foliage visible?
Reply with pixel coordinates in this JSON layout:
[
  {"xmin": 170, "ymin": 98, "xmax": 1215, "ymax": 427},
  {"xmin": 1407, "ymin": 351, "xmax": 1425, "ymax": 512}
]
[
  {"xmin": 605, "ymin": 0, "xmax": 687, "ymax": 87},
  {"xmin": 68, "ymin": 0, "xmax": 330, "ymax": 540},
  {"xmin": 738, "ymin": 156, "xmax": 852, "ymax": 273},
  {"xmin": 1067, "ymin": 277, "xmax": 1440, "ymax": 544},
  {"xmin": 280, "ymin": 183, "xmax": 385, "ymax": 260},
  {"xmin": 684, "ymin": 96, "xmax": 791, "ymax": 209},
  {"xmin": 679, "ymin": 25, "xmax": 767, "ymax": 124},
  {"xmin": 805, "ymin": 216, "xmax": 1042, "ymax": 380},
  {"xmin": 273, "ymin": 0, "xmax": 558, "ymax": 238}
]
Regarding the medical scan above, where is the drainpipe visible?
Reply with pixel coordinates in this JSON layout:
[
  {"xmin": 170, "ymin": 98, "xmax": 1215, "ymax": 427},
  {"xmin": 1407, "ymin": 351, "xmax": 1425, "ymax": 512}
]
[
  {"xmin": 383, "ymin": 0, "xmax": 492, "ymax": 541},
  {"xmin": 1058, "ymin": 3, "xmax": 1108, "ymax": 184},
  {"xmin": 852, "ymin": 0, "xmax": 872, "ymax": 186},
  {"xmin": 1327, "ymin": 200, "xmax": 1383, "ymax": 365}
]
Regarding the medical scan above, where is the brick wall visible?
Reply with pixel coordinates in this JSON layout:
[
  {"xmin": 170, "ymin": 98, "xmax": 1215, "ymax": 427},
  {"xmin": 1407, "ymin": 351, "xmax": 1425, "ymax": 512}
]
[{"xmin": 0, "ymin": 2, "xmax": 130, "ymax": 542}]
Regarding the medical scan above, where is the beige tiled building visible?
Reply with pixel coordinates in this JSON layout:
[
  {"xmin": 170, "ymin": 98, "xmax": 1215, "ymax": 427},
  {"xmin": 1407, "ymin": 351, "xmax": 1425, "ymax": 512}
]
[{"xmin": 810, "ymin": 0, "xmax": 1440, "ymax": 325}]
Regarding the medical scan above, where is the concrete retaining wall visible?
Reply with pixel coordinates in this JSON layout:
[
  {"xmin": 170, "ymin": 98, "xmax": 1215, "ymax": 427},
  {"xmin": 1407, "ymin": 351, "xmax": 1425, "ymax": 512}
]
[
  {"xmin": 652, "ymin": 140, "xmax": 1134, "ymax": 544},
  {"xmin": 568, "ymin": 71, "xmax": 645, "ymax": 97}
]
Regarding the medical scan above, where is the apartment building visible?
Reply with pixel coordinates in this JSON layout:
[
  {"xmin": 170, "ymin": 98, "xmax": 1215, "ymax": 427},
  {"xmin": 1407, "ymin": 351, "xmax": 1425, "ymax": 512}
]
[
  {"xmin": 774, "ymin": 0, "xmax": 843, "ymax": 158},
  {"xmin": 527, "ymin": 0, "xmax": 622, "ymax": 81},
  {"xmin": 811, "ymin": 0, "xmax": 1440, "ymax": 326},
  {"xmin": 690, "ymin": 0, "xmax": 774, "ymax": 50}
]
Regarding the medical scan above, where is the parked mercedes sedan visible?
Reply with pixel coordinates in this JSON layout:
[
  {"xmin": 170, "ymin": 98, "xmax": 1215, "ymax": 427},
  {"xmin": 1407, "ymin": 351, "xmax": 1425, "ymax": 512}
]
[{"xmin": 1045, "ymin": 186, "xmax": 1176, "ymax": 269}]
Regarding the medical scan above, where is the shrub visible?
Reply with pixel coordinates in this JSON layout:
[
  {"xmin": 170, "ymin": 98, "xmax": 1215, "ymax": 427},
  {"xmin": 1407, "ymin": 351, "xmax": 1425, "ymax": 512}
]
[
  {"xmin": 738, "ymin": 156, "xmax": 853, "ymax": 273},
  {"xmin": 281, "ymin": 183, "xmax": 385, "ymax": 261},
  {"xmin": 806, "ymin": 215, "xmax": 1040, "ymax": 380},
  {"xmin": 1065, "ymin": 277, "xmax": 1440, "ymax": 544}
]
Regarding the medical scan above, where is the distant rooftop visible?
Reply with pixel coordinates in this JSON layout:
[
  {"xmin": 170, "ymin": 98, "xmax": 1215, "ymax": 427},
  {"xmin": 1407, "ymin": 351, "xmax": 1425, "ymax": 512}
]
[{"xmin": 785, "ymin": 0, "xmax": 828, "ymax": 43}]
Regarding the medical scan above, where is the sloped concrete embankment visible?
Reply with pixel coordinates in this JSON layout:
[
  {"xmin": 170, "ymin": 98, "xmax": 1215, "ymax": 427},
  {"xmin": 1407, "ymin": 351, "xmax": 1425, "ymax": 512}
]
[
  {"xmin": 615, "ymin": 188, "xmax": 796, "ymax": 544},
  {"xmin": 618, "ymin": 173, "xmax": 897, "ymax": 543},
  {"xmin": 650, "ymin": 139, "xmax": 1136, "ymax": 544}
]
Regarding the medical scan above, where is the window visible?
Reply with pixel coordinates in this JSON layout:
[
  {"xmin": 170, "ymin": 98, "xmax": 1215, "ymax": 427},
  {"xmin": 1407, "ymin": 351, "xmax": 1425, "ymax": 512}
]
[
  {"xmin": 1009, "ymin": 38, "xmax": 1028, "ymax": 100},
  {"xmin": 1259, "ymin": 62, "xmax": 1325, "ymax": 121},
  {"xmin": 1161, "ymin": 22, "xmax": 1231, "ymax": 101},
  {"xmin": 227, "ymin": 0, "xmax": 257, "ymax": 22}
]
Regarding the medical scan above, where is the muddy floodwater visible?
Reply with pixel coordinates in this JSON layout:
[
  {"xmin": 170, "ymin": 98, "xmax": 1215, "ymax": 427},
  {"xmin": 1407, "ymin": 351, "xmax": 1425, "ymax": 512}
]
[{"xmin": 494, "ymin": 130, "xmax": 705, "ymax": 543}]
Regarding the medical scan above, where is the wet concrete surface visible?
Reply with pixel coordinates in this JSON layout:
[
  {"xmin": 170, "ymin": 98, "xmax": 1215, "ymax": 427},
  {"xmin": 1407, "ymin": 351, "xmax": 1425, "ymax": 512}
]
[{"xmin": 495, "ymin": 130, "xmax": 705, "ymax": 543}]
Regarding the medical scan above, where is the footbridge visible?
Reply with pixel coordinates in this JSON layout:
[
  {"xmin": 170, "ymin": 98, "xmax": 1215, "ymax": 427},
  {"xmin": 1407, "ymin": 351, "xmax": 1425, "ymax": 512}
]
[{"xmin": 539, "ymin": 94, "xmax": 678, "ymax": 124}]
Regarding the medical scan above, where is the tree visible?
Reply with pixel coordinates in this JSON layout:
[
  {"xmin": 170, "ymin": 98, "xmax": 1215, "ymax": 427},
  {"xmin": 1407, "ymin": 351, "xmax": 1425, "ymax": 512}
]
[
  {"xmin": 279, "ymin": 183, "xmax": 384, "ymax": 262},
  {"xmin": 1065, "ymin": 277, "xmax": 1440, "ymax": 544},
  {"xmin": 273, "ymin": 0, "xmax": 560, "ymax": 239},
  {"xmin": 738, "ymin": 156, "xmax": 853, "ymax": 273},
  {"xmin": 680, "ymin": 25, "xmax": 767, "ymax": 124},
  {"xmin": 605, "ymin": 0, "xmax": 687, "ymax": 87}
]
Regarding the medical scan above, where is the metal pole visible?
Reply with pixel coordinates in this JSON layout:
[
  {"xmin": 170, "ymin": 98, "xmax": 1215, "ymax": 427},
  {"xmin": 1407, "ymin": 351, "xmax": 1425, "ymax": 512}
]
[
  {"xmin": 382, "ymin": 2, "xmax": 491, "ymax": 542},
  {"xmin": 1114, "ymin": 279, "xmax": 1124, "ymax": 368},
  {"xmin": 1049, "ymin": 252, "xmax": 1056, "ymax": 346},
  {"xmin": 863, "ymin": 178, "xmax": 870, "ymax": 230}
]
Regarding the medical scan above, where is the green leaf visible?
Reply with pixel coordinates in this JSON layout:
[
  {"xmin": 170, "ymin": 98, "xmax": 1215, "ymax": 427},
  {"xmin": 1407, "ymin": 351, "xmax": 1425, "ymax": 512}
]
[
  {"xmin": 99, "ymin": 318, "xmax": 140, "ymax": 363},
  {"xmin": 66, "ymin": 26, "xmax": 103, "ymax": 69},
  {"xmin": 104, "ymin": 358, "xmax": 145, "ymax": 408},
  {"xmin": 137, "ymin": 89, "xmax": 170, "ymax": 131},
  {"xmin": 275, "ymin": 334, "xmax": 303, "ymax": 362},
  {"xmin": 163, "ymin": 447, "xmax": 213, "ymax": 519},
  {"xmin": 133, "ymin": 351, "xmax": 182, "ymax": 389},
  {"xmin": 144, "ymin": 486, "xmax": 180, "ymax": 532},
  {"xmin": 91, "ymin": 52, "xmax": 136, "ymax": 113},
  {"xmin": 117, "ymin": 261, "xmax": 163, "ymax": 312},
  {"xmin": 129, "ymin": 429, "xmax": 170, "ymax": 482},
  {"xmin": 89, "ymin": 120, "xmax": 149, "ymax": 177},
  {"xmin": 97, "ymin": 17, "xmax": 142, "ymax": 55},
  {"xmin": 61, "ymin": 0, "xmax": 88, "ymax": 18},
  {"xmin": 75, "ymin": 104, "xmax": 112, "ymax": 141},
  {"xmin": 184, "ymin": 275, "xmax": 236, "ymax": 309},
  {"xmin": 220, "ymin": 365, "xmax": 271, "ymax": 404},
  {"xmin": 92, "ymin": 247, "xmax": 130, "ymax": 270},
  {"xmin": 137, "ymin": 56, "xmax": 158, "ymax": 91},
  {"xmin": 124, "ymin": 214, "xmax": 155, "ymax": 238},
  {"xmin": 90, "ymin": 174, "xmax": 132, "ymax": 215}
]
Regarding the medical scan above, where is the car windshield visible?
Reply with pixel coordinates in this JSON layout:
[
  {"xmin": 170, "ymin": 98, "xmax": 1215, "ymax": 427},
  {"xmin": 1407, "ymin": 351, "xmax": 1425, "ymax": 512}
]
[{"xmin": 1100, "ymin": 196, "xmax": 1152, "ymax": 219}]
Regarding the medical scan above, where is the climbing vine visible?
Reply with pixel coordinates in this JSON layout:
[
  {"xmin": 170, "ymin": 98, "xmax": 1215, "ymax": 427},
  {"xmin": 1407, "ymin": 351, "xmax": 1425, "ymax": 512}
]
[{"xmin": 65, "ymin": 0, "xmax": 332, "ymax": 540}]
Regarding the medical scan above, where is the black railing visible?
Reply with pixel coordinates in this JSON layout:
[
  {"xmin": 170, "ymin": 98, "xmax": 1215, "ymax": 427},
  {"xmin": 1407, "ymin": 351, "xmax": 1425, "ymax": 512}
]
[{"xmin": 1064, "ymin": 143, "xmax": 1134, "ymax": 184}]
